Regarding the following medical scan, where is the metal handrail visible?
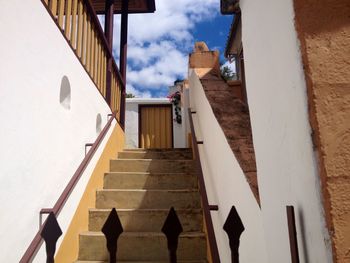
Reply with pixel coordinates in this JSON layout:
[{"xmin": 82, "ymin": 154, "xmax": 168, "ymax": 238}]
[
  {"xmin": 187, "ymin": 108, "xmax": 221, "ymax": 263},
  {"xmin": 19, "ymin": 114, "xmax": 116, "ymax": 262}
]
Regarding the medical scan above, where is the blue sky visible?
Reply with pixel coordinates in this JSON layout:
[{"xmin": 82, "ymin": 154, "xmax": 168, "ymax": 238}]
[
  {"xmin": 110, "ymin": 0, "xmax": 233, "ymax": 98},
  {"xmin": 192, "ymin": 15, "xmax": 233, "ymax": 60}
]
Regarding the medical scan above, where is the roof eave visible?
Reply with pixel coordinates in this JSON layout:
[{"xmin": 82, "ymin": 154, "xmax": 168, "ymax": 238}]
[
  {"xmin": 93, "ymin": 0, "xmax": 156, "ymax": 15},
  {"xmin": 224, "ymin": 11, "xmax": 241, "ymax": 59},
  {"xmin": 147, "ymin": 0, "xmax": 156, "ymax": 13},
  {"xmin": 220, "ymin": 0, "xmax": 240, "ymax": 15}
]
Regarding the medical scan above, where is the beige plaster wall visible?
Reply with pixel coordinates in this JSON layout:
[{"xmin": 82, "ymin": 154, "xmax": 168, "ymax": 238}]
[{"xmin": 293, "ymin": 0, "xmax": 350, "ymax": 261}]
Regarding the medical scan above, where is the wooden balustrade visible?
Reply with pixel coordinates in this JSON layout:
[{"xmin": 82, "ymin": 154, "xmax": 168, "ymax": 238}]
[{"xmin": 43, "ymin": 0, "xmax": 124, "ymax": 123}]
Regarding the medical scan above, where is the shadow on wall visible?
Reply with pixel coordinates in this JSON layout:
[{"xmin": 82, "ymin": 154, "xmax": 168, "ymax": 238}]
[
  {"xmin": 96, "ymin": 114, "xmax": 102, "ymax": 134},
  {"xmin": 60, "ymin": 75, "xmax": 71, "ymax": 110},
  {"xmin": 298, "ymin": 207, "xmax": 310, "ymax": 263}
]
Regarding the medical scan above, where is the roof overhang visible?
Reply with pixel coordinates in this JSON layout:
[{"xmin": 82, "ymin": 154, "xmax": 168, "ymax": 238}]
[
  {"xmin": 91, "ymin": 0, "xmax": 156, "ymax": 14},
  {"xmin": 220, "ymin": 0, "xmax": 240, "ymax": 15},
  {"xmin": 224, "ymin": 12, "xmax": 241, "ymax": 59}
]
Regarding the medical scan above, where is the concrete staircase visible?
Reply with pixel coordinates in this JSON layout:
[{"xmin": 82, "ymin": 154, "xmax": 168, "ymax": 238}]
[{"xmin": 76, "ymin": 148, "xmax": 207, "ymax": 263}]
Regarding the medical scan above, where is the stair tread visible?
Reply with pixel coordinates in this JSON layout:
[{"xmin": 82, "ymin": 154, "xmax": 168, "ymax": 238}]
[
  {"xmin": 97, "ymin": 189, "xmax": 198, "ymax": 192},
  {"xmin": 76, "ymin": 261, "xmax": 206, "ymax": 263},
  {"xmin": 118, "ymin": 150, "xmax": 193, "ymax": 160},
  {"xmin": 89, "ymin": 207, "xmax": 203, "ymax": 232},
  {"xmin": 105, "ymin": 171, "xmax": 194, "ymax": 175},
  {"xmin": 103, "ymin": 171, "xmax": 198, "ymax": 190},
  {"xmin": 77, "ymin": 147, "xmax": 206, "ymax": 261},
  {"xmin": 89, "ymin": 208, "xmax": 202, "ymax": 212},
  {"xmin": 110, "ymin": 159, "xmax": 194, "ymax": 173},
  {"xmin": 111, "ymin": 159, "xmax": 194, "ymax": 162},
  {"xmin": 79, "ymin": 232, "xmax": 206, "ymax": 261},
  {"xmin": 81, "ymin": 231, "xmax": 205, "ymax": 237},
  {"xmin": 123, "ymin": 148, "xmax": 192, "ymax": 151}
]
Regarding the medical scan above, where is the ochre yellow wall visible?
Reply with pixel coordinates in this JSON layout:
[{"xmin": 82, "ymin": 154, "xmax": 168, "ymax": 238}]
[
  {"xmin": 55, "ymin": 123, "xmax": 124, "ymax": 262},
  {"xmin": 293, "ymin": 0, "xmax": 350, "ymax": 261}
]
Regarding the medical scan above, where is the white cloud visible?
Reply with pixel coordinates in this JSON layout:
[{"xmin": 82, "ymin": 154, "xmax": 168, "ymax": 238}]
[
  {"xmin": 126, "ymin": 83, "xmax": 152, "ymax": 98},
  {"xmin": 110, "ymin": 0, "xmax": 220, "ymax": 97},
  {"xmin": 126, "ymin": 40, "xmax": 188, "ymax": 89}
]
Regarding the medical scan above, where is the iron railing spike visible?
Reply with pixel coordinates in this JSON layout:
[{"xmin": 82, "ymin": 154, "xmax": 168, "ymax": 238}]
[
  {"xmin": 40, "ymin": 212, "xmax": 62, "ymax": 263},
  {"xmin": 102, "ymin": 208, "xmax": 124, "ymax": 263},
  {"xmin": 161, "ymin": 207, "xmax": 183, "ymax": 263},
  {"xmin": 223, "ymin": 206, "xmax": 245, "ymax": 263}
]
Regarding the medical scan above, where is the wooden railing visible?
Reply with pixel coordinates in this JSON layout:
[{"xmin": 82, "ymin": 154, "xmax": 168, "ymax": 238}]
[
  {"xmin": 187, "ymin": 108, "xmax": 221, "ymax": 263},
  {"xmin": 42, "ymin": 0, "xmax": 124, "ymax": 123}
]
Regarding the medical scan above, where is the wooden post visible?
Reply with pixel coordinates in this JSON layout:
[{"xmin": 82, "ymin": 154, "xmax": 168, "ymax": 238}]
[
  {"xmin": 119, "ymin": 0, "xmax": 128, "ymax": 127},
  {"xmin": 287, "ymin": 206, "xmax": 300, "ymax": 263},
  {"xmin": 120, "ymin": 0, "xmax": 128, "ymax": 83},
  {"xmin": 104, "ymin": 0, "xmax": 114, "ymax": 106}
]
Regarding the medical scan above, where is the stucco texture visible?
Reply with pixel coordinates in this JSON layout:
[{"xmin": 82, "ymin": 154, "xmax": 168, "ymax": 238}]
[{"xmin": 293, "ymin": 0, "xmax": 350, "ymax": 261}]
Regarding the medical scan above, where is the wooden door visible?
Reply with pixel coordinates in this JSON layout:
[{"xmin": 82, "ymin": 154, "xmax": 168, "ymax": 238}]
[{"xmin": 139, "ymin": 105, "xmax": 173, "ymax": 148}]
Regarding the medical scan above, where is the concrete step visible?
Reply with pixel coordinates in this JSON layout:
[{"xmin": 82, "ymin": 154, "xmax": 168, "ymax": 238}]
[
  {"xmin": 104, "ymin": 172, "xmax": 198, "ymax": 190},
  {"xmin": 88, "ymin": 208, "xmax": 203, "ymax": 232},
  {"xmin": 118, "ymin": 150, "xmax": 193, "ymax": 160},
  {"xmin": 96, "ymin": 189, "xmax": 201, "ymax": 209},
  {"xmin": 123, "ymin": 148, "xmax": 192, "ymax": 152},
  {"xmin": 76, "ymin": 261, "xmax": 206, "ymax": 263},
  {"xmin": 78, "ymin": 232, "xmax": 207, "ymax": 261},
  {"xmin": 110, "ymin": 159, "xmax": 195, "ymax": 173}
]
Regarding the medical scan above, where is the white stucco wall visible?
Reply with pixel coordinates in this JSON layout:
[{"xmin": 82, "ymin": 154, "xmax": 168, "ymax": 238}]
[
  {"xmin": 34, "ymin": 120, "xmax": 118, "ymax": 262},
  {"xmin": 0, "ymin": 1, "xmax": 116, "ymax": 261},
  {"xmin": 240, "ymin": 0, "xmax": 332, "ymax": 262},
  {"xmin": 173, "ymin": 106, "xmax": 187, "ymax": 148},
  {"xmin": 125, "ymin": 99, "xmax": 141, "ymax": 148},
  {"xmin": 189, "ymin": 70, "xmax": 268, "ymax": 262},
  {"xmin": 125, "ymin": 98, "xmax": 187, "ymax": 148}
]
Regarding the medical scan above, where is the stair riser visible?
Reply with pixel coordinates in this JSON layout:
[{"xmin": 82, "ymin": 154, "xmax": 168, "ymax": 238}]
[
  {"xmin": 78, "ymin": 234, "xmax": 207, "ymax": 261},
  {"xmin": 96, "ymin": 190, "xmax": 201, "ymax": 209},
  {"xmin": 104, "ymin": 173, "xmax": 198, "ymax": 190},
  {"xmin": 89, "ymin": 210, "xmax": 203, "ymax": 232},
  {"xmin": 118, "ymin": 151, "xmax": 193, "ymax": 160},
  {"xmin": 110, "ymin": 160, "xmax": 195, "ymax": 173}
]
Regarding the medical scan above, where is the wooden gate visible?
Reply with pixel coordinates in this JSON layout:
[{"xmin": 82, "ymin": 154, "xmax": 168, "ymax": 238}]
[{"xmin": 139, "ymin": 104, "xmax": 173, "ymax": 148}]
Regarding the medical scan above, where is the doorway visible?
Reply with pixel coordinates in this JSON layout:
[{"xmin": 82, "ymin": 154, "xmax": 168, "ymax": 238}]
[{"xmin": 139, "ymin": 104, "xmax": 173, "ymax": 148}]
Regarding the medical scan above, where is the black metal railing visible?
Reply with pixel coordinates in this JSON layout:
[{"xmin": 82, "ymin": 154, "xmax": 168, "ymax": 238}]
[
  {"xmin": 101, "ymin": 206, "xmax": 184, "ymax": 263},
  {"xmin": 32, "ymin": 206, "xmax": 185, "ymax": 263},
  {"xmin": 287, "ymin": 206, "xmax": 300, "ymax": 263},
  {"xmin": 26, "ymin": 200, "xmax": 302, "ymax": 263},
  {"xmin": 223, "ymin": 206, "xmax": 245, "ymax": 262}
]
